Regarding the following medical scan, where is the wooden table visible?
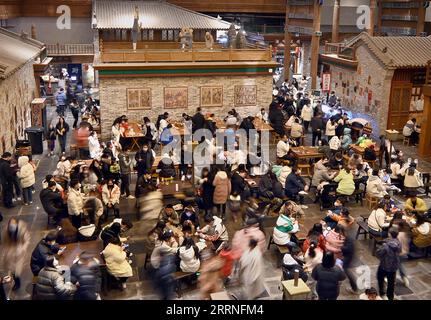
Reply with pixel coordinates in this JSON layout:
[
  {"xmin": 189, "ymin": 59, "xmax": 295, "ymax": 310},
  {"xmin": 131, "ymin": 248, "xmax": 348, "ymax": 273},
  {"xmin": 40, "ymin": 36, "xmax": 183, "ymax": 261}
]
[
  {"xmin": 58, "ymin": 240, "xmax": 105, "ymax": 266},
  {"xmin": 124, "ymin": 123, "xmax": 144, "ymax": 151},
  {"xmin": 158, "ymin": 180, "xmax": 193, "ymax": 197},
  {"xmin": 171, "ymin": 122, "xmax": 192, "ymax": 136},
  {"xmin": 290, "ymin": 147, "xmax": 324, "ymax": 160},
  {"xmin": 349, "ymin": 144, "xmax": 380, "ymax": 156},
  {"xmin": 210, "ymin": 291, "xmax": 233, "ymax": 300}
]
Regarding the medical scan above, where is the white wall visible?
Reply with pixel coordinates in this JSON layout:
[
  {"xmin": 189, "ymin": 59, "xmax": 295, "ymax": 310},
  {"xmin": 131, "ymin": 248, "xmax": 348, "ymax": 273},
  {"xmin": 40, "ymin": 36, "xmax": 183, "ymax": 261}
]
[{"xmin": 8, "ymin": 17, "xmax": 93, "ymax": 44}]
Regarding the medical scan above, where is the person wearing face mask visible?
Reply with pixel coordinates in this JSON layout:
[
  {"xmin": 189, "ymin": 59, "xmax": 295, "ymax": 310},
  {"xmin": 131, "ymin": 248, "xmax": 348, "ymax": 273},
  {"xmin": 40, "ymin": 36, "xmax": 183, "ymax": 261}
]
[
  {"xmin": 88, "ymin": 131, "xmax": 102, "ymax": 160},
  {"xmin": 135, "ymin": 143, "xmax": 155, "ymax": 178},
  {"xmin": 67, "ymin": 179, "xmax": 86, "ymax": 228},
  {"xmin": 102, "ymin": 179, "xmax": 121, "ymax": 220},
  {"xmin": 35, "ymin": 255, "xmax": 76, "ymax": 300},
  {"xmin": 1, "ymin": 218, "xmax": 30, "ymax": 290},
  {"xmin": 180, "ymin": 203, "xmax": 199, "ymax": 229}
]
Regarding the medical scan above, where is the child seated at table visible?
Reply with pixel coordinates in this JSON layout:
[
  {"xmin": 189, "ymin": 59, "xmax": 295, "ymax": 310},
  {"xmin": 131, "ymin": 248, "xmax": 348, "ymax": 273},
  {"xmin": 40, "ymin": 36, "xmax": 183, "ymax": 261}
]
[{"xmin": 281, "ymin": 246, "xmax": 308, "ymax": 282}]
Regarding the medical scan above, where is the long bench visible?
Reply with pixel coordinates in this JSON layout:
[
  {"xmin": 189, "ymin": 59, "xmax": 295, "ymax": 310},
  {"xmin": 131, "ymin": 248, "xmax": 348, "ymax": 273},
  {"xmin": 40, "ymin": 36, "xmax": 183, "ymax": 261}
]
[
  {"xmin": 356, "ymin": 215, "xmax": 384, "ymax": 256},
  {"xmin": 173, "ymin": 271, "xmax": 199, "ymax": 297}
]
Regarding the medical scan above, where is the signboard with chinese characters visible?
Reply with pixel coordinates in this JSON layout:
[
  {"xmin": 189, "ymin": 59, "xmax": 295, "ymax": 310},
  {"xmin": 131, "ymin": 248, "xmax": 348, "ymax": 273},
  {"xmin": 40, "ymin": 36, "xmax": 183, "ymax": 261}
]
[{"xmin": 322, "ymin": 73, "xmax": 331, "ymax": 92}]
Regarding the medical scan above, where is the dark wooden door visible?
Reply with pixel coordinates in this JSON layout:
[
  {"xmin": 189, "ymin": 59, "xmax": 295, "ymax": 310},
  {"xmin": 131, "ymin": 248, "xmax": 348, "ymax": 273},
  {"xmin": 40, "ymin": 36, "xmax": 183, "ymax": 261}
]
[{"xmin": 387, "ymin": 83, "xmax": 412, "ymax": 131}]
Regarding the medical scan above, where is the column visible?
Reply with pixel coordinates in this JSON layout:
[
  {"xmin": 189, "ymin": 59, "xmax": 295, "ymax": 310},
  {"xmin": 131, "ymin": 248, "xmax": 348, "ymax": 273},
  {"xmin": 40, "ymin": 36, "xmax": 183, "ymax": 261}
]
[
  {"xmin": 331, "ymin": 0, "xmax": 340, "ymax": 43},
  {"xmin": 284, "ymin": 0, "xmax": 291, "ymax": 81},
  {"xmin": 368, "ymin": 0, "xmax": 376, "ymax": 36},
  {"xmin": 418, "ymin": 85, "xmax": 431, "ymax": 158},
  {"xmin": 310, "ymin": 1, "xmax": 322, "ymax": 89},
  {"xmin": 417, "ymin": 1, "xmax": 426, "ymax": 35}
]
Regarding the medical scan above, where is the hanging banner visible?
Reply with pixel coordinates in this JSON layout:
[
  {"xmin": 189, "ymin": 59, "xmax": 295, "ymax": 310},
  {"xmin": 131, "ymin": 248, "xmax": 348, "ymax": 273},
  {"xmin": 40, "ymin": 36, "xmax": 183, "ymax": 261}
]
[
  {"xmin": 322, "ymin": 73, "xmax": 331, "ymax": 92},
  {"xmin": 368, "ymin": 89, "xmax": 373, "ymax": 105}
]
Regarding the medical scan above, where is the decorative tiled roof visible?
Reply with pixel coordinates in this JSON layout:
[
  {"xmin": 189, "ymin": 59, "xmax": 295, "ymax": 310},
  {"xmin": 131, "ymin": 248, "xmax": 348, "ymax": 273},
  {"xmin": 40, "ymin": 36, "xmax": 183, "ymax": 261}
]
[
  {"xmin": 93, "ymin": 0, "xmax": 232, "ymax": 30},
  {"xmin": 0, "ymin": 28, "xmax": 45, "ymax": 80},
  {"xmin": 344, "ymin": 31, "xmax": 431, "ymax": 69}
]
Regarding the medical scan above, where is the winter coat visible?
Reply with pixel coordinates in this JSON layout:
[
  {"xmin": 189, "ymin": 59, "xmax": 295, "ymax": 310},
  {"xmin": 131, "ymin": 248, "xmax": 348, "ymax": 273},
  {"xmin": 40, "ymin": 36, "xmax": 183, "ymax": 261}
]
[
  {"xmin": 1, "ymin": 220, "xmax": 30, "ymax": 276},
  {"xmin": 179, "ymin": 246, "xmax": 200, "ymax": 272},
  {"xmin": 192, "ymin": 112, "xmax": 205, "ymax": 132},
  {"xmin": 239, "ymin": 247, "xmax": 265, "ymax": 300},
  {"xmin": 412, "ymin": 222, "xmax": 431, "ymax": 248},
  {"xmin": 290, "ymin": 122, "xmax": 303, "ymax": 138},
  {"xmin": 376, "ymin": 238, "xmax": 401, "ymax": 272},
  {"xmin": 30, "ymin": 240, "xmax": 60, "ymax": 276},
  {"xmin": 67, "ymin": 187, "xmax": 85, "ymax": 216},
  {"xmin": 231, "ymin": 226, "xmax": 266, "ymax": 259},
  {"xmin": 102, "ymin": 243, "xmax": 133, "ymax": 277},
  {"xmin": 17, "ymin": 156, "xmax": 35, "ymax": 188},
  {"xmin": 333, "ymin": 169, "xmax": 355, "ymax": 195},
  {"xmin": 325, "ymin": 121, "xmax": 337, "ymax": 136},
  {"xmin": 102, "ymin": 184, "xmax": 120, "ymax": 206},
  {"xmin": 277, "ymin": 166, "xmax": 292, "ymax": 186},
  {"xmin": 231, "ymin": 172, "xmax": 247, "ymax": 196},
  {"xmin": 135, "ymin": 150, "xmax": 155, "ymax": 176},
  {"xmin": 40, "ymin": 188, "xmax": 65, "ymax": 217},
  {"xmin": 304, "ymin": 247, "xmax": 324, "ymax": 272},
  {"xmin": 402, "ymin": 120, "xmax": 415, "ymax": 137},
  {"xmin": 325, "ymin": 230, "xmax": 345, "ymax": 259},
  {"xmin": 341, "ymin": 128, "xmax": 352, "ymax": 150},
  {"xmin": 368, "ymin": 208, "xmax": 390, "ymax": 232},
  {"xmin": 273, "ymin": 214, "xmax": 299, "ymax": 245},
  {"xmin": 118, "ymin": 153, "xmax": 131, "ymax": 175},
  {"xmin": 301, "ymin": 105, "xmax": 313, "ymax": 122},
  {"xmin": 311, "ymin": 116, "xmax": 324, "ymax": 133},
  {"xmin": 404, "ymin": 197, "xmax": 427, "ymax": 213},
  {"xmin": 366, "ymin": 175, "xmax": 387, "ymax": 198},
  {"xmin": 35, "ymin": 267, "xmax": 76, "ymax": 300},
  {"xmin": 157, "ymin": 155, "xmax": 176, "ymax": 178},
  {"xmin": 403, "ymin": 169, "xmax": 423, "ymax": 188},
  {"xmin": 70, "ymin": 260, "xmax": 101, "ymax": 300},
  {"xmin": 212, "ymin": 171, "xmax": 231, "ymax": 205},
  {"xmin": 284, "ymin": 172, "xmax": 305, "ymax": 197},
  {"xmin": 311, "ymin": 264, "xmax": 346, "ymax": 299},
  {"xmin": 329, "ymin": 136, "xmax": 341, "ymax": 151},
  {"xmin": 312, "ymin": 160, "xmax": 333, "ymax": 187},
  {"xmin": 0, "ymin": 158, "xmax": 14, "ymax": 185}
]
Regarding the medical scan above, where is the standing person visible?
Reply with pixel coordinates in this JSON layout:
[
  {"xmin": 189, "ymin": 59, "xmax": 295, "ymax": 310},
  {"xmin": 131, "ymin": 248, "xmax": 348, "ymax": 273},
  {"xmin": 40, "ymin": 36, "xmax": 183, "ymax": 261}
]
[
  {"xmin": 301, "ymin": 103, "xmax": 313, "ymax": 133},
  {"xmin": 17, "ymin": 156, "xmax": 35, "ymax": 205},
  {"xmin": 212, "ymin": 169, "xmax": 231, "ymax": 218},
  {"xmin": 70, "ymin": 98, "xmax": 80, "ymax": 129},
  {"xmin": 197, "ymin": 167, "xmax": 214, "ymax": 219},
  {"xmin": 239, "ymin": 239, "xmax": 265, "ymax": 300},
  {"xmin": 198, "ymin": 250, "xmax": 224, "ymax": 300},
  {"xmin": 119, "ymin": 150, "xmax": 134, "ymax": 199},
  {"xmin": 142, "ymin": 117, "xmax": 158, "ymax": 149},
  {"xmin": 192, "ymin": 107, "xmax": 205, "ymax": 133},
  {"xmin": 56, "ymin": 117, "xmax": 69, "ymax": 154},
  {"xmin": 0, "ymin": 152, "xmax": 15, "ymax": 208},
  {"xmin": 55, "ymin": 88, "xmax": 67, "ymax": 116},
  {"xmin": 70, "ymin": 252, "xmax": 102, "ymax": 300},
  {"xmin": 47, "ymin": 123, "xmax": 57, "ymax": 157},
  {"xmin": 342, "ymin": 233, "xmax": 359, "ymax": 294},
  {"xmin": 311, "ymin": 251, "xmax": 346, "ymax": 300},
  {"xmin": 376, "ymin": 227, "xmax": 401, "ymax": 300},
  {"xmin": 67, "ymin": 179, "xmax": 85, "ymax": 228},
  {"xmin": 88, "ymin": 131, "xmax": 102, "ymax": 159},
  {"xmin": 325, "ymin": 119, "xmax": 337, "ymax": 141},
  {"xmin": 1, "ymin": 218, "xmax": 30, "ymax": 290},
  {"xmin": 135, "ymin": 144, "xmax": 155, "ymax": 178}
]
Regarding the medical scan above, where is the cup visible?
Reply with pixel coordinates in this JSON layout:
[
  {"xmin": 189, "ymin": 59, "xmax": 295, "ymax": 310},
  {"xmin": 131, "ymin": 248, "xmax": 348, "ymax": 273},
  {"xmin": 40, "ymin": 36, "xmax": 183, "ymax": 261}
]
[{"xmin": 293, "ymin": 269, "xmax": 299, "ymax": 287}]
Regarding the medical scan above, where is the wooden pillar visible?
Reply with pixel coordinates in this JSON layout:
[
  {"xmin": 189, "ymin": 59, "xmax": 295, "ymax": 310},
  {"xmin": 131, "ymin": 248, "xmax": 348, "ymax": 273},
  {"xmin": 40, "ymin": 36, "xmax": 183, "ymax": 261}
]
[
  {"xmin": 31, "ymin": 24, "xmax": 36, "ymax": 40},
  {"xmin": 331, "ymin": 0, "xmax": 340, "ymax": 43},
  {"xmin": 368, "ymin": 0, "xmax": 376, "ymax": 36},
  {"xmin": 417, "ymin": 1, "xmax": 426, "ymax": 35},
  {"xmin": 311, "ymin": 1, "xmax": 322, "ymax": 89},
  {"xmin": 377, "ymin": 0, "xmax": 382, "ymax": 33},
  {"xmin": 418, "ymin": 85, "xmax": 431, "ymax": 158},
  {"xmin": 284, "ymin": 0, "xmax": 291, "ymax": 81}
]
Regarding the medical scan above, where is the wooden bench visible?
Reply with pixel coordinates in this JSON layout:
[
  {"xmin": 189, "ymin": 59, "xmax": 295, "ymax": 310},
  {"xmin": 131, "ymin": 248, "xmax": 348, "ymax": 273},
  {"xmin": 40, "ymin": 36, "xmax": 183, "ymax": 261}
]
[
  {"xmin": 356, "ymin": 216, "xmax": 384, "ymax": 256},
  {"xmin": 173, "ymin": 271, "xmax": 199, "ymax": 298},
  {"xmin": 267, "ymin": 235, "xmax": 290, "ymax": 267}
]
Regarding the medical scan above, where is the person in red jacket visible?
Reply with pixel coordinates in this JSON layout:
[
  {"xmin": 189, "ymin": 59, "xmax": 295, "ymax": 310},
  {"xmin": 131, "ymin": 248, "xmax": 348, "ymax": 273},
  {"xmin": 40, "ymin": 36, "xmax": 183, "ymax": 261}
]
[{"xmin": 219, "ymin": 243, "xmax": 236, "ymax": 284}]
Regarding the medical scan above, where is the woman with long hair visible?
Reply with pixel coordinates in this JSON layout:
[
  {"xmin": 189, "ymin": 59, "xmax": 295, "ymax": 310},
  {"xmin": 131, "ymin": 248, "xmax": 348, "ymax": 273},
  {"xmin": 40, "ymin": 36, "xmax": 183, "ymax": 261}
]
[
  {"xmin": 178, "ymin": 237, "xmax": 200, "ymax": 273},
  {"xmin": 56, "ymin": 116, "xmax": 69, "ymax": 154}
]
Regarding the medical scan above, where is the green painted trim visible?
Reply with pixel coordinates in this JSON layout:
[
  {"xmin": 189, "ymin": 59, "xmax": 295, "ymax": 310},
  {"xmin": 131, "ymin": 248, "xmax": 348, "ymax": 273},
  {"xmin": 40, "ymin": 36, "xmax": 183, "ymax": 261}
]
[{"xmin": 99, "ymin": 67, "xmax": 270, "ymax": 75}]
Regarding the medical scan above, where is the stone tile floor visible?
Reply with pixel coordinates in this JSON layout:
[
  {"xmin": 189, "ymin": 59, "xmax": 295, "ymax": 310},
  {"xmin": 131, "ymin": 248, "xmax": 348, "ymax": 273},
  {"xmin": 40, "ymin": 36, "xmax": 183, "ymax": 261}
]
[{"xmin": 1, "ymin": 105, "xmax": 431, "ymax": 300}]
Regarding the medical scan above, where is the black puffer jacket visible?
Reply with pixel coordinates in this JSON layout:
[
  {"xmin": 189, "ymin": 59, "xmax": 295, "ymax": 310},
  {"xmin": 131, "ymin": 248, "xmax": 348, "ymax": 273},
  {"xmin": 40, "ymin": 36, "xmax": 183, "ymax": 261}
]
[
  {"xmin": 35, "ymin": 267, "xmax": 76, "ymax": 300},
  {"xmin": 311, "ymin": 264, "xmax": 346, "ymax": 299},
  {"xmin": 30, "ymin": 240, "xmax": 60, "ymax": 276},
  {"xmin": 70, "ymin": 261, "xmax": 101, "ymax": 300},
  {"xmin": 40, "ymin": 188, "xmax": 66, "ymax": 216}
]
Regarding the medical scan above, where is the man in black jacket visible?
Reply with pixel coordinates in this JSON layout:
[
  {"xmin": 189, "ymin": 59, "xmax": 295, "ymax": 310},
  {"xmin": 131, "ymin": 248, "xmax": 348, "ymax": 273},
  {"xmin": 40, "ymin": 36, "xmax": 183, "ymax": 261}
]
[
  {"xmin": 231, "ymin": 166, "xmax": 251, "ymax": 200},
  {"xmin": 70, "ymin": 252, "xmax": 101, "ymax": 300},
  {"xmin": 135, "ymin": 144, "xmax": 155, "ymax": 177},
  {"xmin": 268, "ymin": 100, "xmax": 285, "ymax": 136},
  {"xmin": 192, "ymin": 107, "xmax": 205, "ymax": 133},
  {"xmin": 30, "ymin": 231, "xmax": 62, "ymax": 276},
  {"xmin": 311, "ymin": 113, "xmax": 325, "ymax": 146},
  {"xmin": 0, "ymin": 152, "xmax": 15, "ymax": 208},
  {"xmin": 40, "ymin": 181, "xmax": 68, "ymax": 224}
]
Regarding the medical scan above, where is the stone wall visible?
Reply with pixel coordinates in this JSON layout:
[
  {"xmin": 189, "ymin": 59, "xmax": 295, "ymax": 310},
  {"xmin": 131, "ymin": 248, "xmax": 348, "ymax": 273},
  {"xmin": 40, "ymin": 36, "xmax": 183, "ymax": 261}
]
[
  {"xmin": 329, "ymin": 45, "xmax": 394, "ymax": 137},
  {"xmin": 99, "ymin": 74, "xmax": 273, "ymax": 140},
  {"xmin": 0, "ymin": 62, "xmax": 36, "ymax": 154}
]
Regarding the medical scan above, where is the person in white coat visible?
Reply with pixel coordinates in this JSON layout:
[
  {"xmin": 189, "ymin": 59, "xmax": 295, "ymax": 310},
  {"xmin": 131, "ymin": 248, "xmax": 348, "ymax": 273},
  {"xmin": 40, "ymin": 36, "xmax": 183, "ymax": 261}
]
[
  {"xmin": 239, "ymin": 239, "xmax": 265, "ymax": 300},
  {"xmin": 17, "ymin": 156, "xmax": 35, "ymax": 205},
  {"xmin": 273, "ymin": 210, "xmax": 299, "ymax": 247},
  {"xmin": 326, "ymin": 119, "xmax": 337, "ymax": 140},
  {"xmin": 102, "ymin": 237, "xmax": 133, "ymax": 289},
  {"xmin": 301, "ymin": 104, "xmax": 313, "ymax": 133},
  {"xmin": 67, "ymin": 179, "xmax": 85, "ymax": 228},
  {"xmin": 178, "ymin": 237, "xmax": 201, "ymax": 273},
  {"xmin": 255, "ymin": 108, "xmax": 269, "ymax": 123},
  {"xmin": 88, "ymin": 131, "xmax": 102, "ymax": 159}
]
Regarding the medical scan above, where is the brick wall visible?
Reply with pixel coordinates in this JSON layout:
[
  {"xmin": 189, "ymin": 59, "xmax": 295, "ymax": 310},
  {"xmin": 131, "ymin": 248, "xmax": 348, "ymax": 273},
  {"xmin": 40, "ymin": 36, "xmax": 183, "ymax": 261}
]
[
  {"xmin": 329, "ymin": 45, "xmax": 394, "ymax": 137},
  {"xmin": 98, "ymin": 74, "xmax": 273, "ymax": 140},
  {"xmin": 0, "ymin": 62, "xmax": 36, "ymax": 154}
]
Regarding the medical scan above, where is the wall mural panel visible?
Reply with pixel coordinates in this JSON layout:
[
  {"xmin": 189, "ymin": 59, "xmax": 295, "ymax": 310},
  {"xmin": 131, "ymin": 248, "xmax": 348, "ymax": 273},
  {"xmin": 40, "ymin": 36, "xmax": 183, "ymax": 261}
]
[
  {"xmin": 164, "ymin": 87, "xmax": 188, "ymax": 109},
  {"xmin": 234, "ymin": 85, "xmax": 257, "ymax": 107}
]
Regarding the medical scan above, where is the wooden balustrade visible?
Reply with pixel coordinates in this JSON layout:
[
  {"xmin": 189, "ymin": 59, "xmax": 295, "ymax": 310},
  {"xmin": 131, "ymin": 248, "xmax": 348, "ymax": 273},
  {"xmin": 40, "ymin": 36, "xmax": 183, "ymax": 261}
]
[
  {"xmin": 46, "ymin": 43, "xmax": 94, "ymax": 55},
  {"xmin": 100, "ymin": 47, "xmax": 273, "ymax": 63}
]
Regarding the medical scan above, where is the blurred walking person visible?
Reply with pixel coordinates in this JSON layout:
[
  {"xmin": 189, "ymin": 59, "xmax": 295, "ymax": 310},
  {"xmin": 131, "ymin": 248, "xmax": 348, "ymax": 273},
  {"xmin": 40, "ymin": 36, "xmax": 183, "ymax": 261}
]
[{"xmin": 239, "ymin": 239, "xmax": 265, "ymax": 300}]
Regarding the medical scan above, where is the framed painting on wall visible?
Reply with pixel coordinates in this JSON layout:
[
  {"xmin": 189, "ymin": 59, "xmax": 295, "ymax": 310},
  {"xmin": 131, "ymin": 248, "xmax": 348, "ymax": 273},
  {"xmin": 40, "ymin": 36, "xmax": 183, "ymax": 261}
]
[
  {"xmin": 127, "ymin": 88, "xmax": 151, "ymax": 110},
  {"xmin": 164, "ymin": 87, "xmax": 188, "ymax": 109},
  {"xmin": 234, "ymin": 85, "xmax": 257, "ymax": 107},
  {"xmin": 200, "ymin": 86, "xmax": 223, "ymax": 107}
]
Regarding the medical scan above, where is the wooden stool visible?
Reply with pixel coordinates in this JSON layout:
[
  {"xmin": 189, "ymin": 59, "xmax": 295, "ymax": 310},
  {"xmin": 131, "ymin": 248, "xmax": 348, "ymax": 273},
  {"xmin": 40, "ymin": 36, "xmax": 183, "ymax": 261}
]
[
  {"xmin": 298, "ymin": 163, "xmax": 312, "ymax": 177},
  {"xmin": 282, "ymin": 279, "xmax": 311, "ymax": 300},
  {"xmin": 364, "ymin": 159, "xmax": 376, "ymax": 169},
  {"xmin": 365, "ymin": 193, "xmax": 379, "ymax": 209},
  {"xmin": 69, "ymin": 144, "xmax": 78, "ymax": 157},
  {"xmin": 403, "ymin": 136, "xmax": 410, "ymax": 146}
]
